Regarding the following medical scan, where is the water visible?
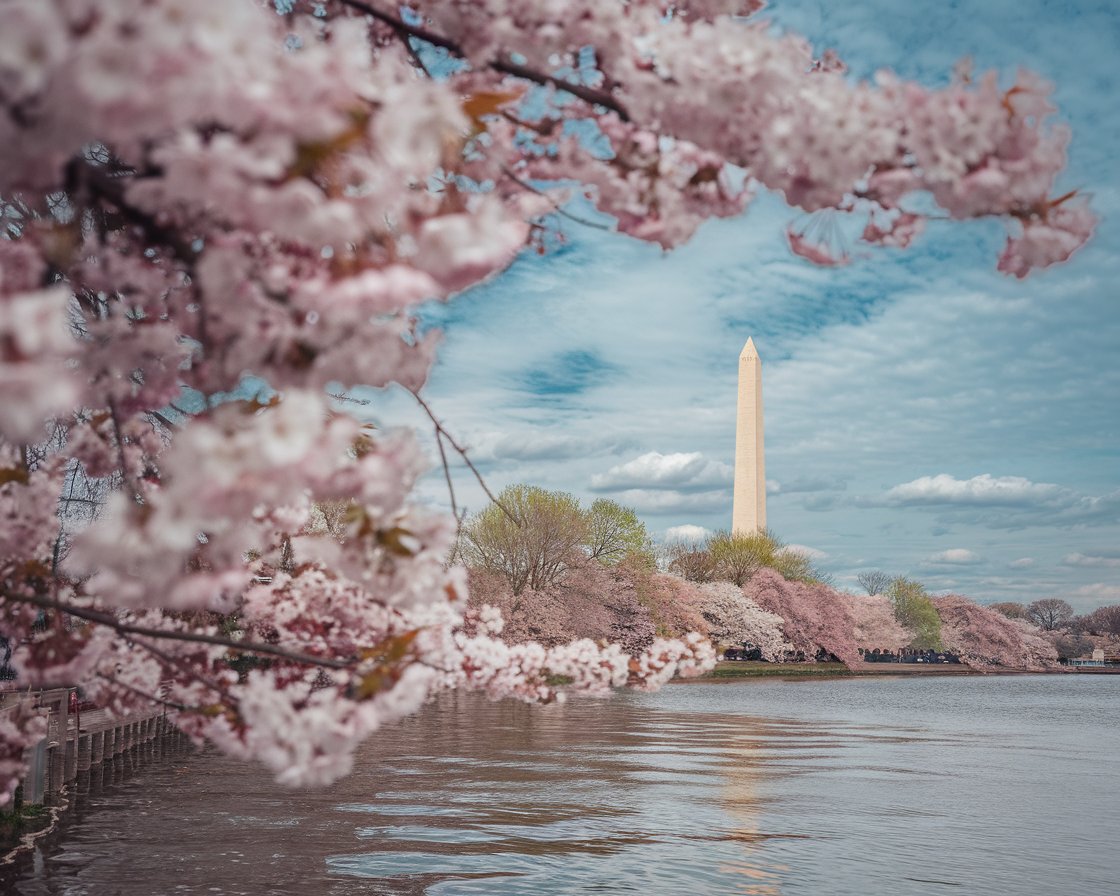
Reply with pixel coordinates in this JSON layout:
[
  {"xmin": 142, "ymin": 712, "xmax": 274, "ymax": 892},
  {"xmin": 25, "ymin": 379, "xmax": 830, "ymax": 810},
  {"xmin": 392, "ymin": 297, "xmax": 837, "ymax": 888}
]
[{"xmin": 5, "ymin": 675, "xmax": 1118, "ymax": 894}]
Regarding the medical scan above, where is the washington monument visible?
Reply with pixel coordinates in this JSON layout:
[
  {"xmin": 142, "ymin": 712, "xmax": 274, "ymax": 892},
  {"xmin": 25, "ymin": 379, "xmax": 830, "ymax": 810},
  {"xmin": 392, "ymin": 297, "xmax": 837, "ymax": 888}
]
[{"xmin": 732, "ymin": 337, "xmax": 766, "ymax": 534}]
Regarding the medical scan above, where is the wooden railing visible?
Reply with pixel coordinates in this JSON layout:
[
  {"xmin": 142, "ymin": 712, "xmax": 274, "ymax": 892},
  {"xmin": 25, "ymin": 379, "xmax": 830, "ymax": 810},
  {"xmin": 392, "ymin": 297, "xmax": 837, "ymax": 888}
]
[{"xmin": 1, "ymin": 688, "xmax": 180, "ymax": 806}]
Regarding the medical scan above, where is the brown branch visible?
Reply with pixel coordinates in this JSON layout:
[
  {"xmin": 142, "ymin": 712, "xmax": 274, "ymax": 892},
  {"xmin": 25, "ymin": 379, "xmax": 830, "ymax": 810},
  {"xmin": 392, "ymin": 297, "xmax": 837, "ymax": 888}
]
[
  {"xmin": 125, "ymin": 632, "xmax": 232, "ymax": 701},
  {"xmin": 433, "ymin": 428, "xmax": 459, "ymax": 525},
  {"xmin": 11, "ymin": 591, "xmax": 353, "ymax": 670},
  {"xmin": 336, "ymin": 0, "xmax": 630, "ymax": 120},
  {"xmin": 107, "ymin": 398, "xmax": 141, "ymax": 502},
  {"xmin": 493, "ymin": 57, "xmax": 627, "ymax": 121},
  {"xmin": 70, "ymin": 159, "xmax": 199, "ymax": 267}
]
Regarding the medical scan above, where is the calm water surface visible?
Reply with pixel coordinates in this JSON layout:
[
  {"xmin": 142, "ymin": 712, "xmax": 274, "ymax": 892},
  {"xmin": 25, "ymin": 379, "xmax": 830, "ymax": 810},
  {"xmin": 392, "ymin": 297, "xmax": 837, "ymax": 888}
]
[{"xmin": 5, "ymin": 675, "xmax": 1118, "ymax": 895}]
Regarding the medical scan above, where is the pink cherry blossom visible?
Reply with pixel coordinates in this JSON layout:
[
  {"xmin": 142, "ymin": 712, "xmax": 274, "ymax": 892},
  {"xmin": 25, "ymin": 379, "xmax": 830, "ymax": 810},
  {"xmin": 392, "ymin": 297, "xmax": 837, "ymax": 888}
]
[
  {"xmin": 997, "ymin": 197, "xmax": 1096, "ymax": 278},
  {"xmin": 934, "ymin": 595, "xmax": 1059, "ymax": 670},
  {"xmin": 686, "ymin": 581, "xmax": 791, "ymax": 660},
  {"xmin": 861, "ymin": 212, "xmax": 926, "ymax": 249},
  {"xmin": 743, "ymin": 569, "xmax": 861, "ymax": 665},
  {"xmin": 849, "ymin": 594, "xmax": 913, "ymax": 653}
]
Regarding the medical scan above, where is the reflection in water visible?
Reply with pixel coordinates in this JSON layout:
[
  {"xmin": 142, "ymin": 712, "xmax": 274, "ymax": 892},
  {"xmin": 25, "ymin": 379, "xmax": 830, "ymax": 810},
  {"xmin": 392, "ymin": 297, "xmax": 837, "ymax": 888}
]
[{"xmin": 4, "ymin": 675, "xmax": 1118, "ymax": 895}]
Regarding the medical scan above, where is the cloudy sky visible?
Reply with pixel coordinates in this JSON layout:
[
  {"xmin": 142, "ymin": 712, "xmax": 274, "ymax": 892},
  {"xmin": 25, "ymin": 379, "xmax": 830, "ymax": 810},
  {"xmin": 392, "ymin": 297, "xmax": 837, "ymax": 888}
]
[{"xmin": 361, "ymin": 0, "xmax": 1120, "ymax": 611}]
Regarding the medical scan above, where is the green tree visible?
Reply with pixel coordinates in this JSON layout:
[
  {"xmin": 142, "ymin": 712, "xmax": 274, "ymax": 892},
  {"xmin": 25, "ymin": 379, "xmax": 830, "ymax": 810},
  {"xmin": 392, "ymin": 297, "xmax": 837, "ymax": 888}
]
[
  {"xmin": 887, "ymin": 577, "xmax": 943, "ymax": 650},
  {"xmin": 584, "ymin": 498, "xmax": 652, "ymax": 566},
  {"xmin": 707, "ymin": 529, "xmax": 827, "ymax": 586},
  {"xmin": 458, "ymin": 485, "xmax": 588, "ymax": 595},
  {"xmin": 708, "ymin": 529, "xmax": 772, "ymax": 586}
]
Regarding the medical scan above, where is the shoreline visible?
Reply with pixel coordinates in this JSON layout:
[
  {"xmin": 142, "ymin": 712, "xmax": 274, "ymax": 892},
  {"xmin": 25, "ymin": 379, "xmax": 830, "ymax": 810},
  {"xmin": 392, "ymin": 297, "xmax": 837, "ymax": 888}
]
[{"xmin": 677, "ymin": 660, "xmax": 1068, "ymax": 683}]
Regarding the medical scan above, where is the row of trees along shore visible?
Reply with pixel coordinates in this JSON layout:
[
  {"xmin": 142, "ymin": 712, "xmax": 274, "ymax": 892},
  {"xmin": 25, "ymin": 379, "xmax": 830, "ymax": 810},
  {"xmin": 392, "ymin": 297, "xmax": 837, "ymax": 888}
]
[
  {"xmin": 0, "ymin": 0, "xmax": 1095, "ymax": 803},
  {"xmin": 987, "ymin": 599, "xmax": 1120, "ymax": 660},
  {"xmin": 460, "ymin": 485, "xmax": 1071, "ymax": 672}
]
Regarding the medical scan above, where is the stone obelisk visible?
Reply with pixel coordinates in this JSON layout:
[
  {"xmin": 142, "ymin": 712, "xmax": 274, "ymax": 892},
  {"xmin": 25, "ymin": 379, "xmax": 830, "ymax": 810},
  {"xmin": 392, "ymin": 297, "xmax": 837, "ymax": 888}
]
[{"xmin": 732, "ymin": 337, "xmax": 766, "ymax": 534}]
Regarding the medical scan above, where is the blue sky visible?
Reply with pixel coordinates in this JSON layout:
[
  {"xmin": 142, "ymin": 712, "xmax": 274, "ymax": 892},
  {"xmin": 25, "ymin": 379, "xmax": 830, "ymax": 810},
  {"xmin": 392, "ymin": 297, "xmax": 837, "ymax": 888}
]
[{"xmin": 361, "ymin": 0, "xmax": 1120, "ymax": 611}]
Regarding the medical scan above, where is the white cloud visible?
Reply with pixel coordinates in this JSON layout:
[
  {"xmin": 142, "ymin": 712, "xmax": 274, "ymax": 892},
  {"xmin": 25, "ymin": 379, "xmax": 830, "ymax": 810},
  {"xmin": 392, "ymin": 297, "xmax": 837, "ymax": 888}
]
[
  {"xmin": 875, "ymin": 475, "xmax": 1120, "ymax": 529},
  {"xmin": 1066, "ymin": 583, "xmax": 1120, "ymax": 611},
  {"xmin": 780, "ymin": 544, "xmax": 829, "ymax": 561},
  {"xmin": 664, "ymin": 524, "xmax": 711, "ymax": 543},
  {"xmin": 776, "ymin": 475, "xmax": 847, "ymax": 494},
  {"xmin": 883, "ymin": 474, "xmax": 1062, "ymax": 507},
  {"xmin": 469, "ymin": 431, "xmax": 631, "ymax": 462},
  {"xmin": 603, "ymin": 488, "xmax": 729, "ymax": 515},
  {"xmin": 1062, "ymin": 552, "xmax": 1120, "ymax": 568},
  {"xmin": 924, "ymin": 548, "xmax": 982, "ymax": 565},
  {"xmin": 1008, "ymin": 557, "xmax": 1035, "ymax": 569},
  {"xmin": 590, "ymin": 451, "xmax": 732, "ymax": 492}
]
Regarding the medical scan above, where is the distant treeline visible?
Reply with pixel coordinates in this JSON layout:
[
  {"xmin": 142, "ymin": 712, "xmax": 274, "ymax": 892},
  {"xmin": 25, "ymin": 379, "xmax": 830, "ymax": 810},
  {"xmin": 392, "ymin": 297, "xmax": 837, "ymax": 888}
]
[{"xmin": 456, "ymin": 485, "xmax": 1069, "ymax": 671}]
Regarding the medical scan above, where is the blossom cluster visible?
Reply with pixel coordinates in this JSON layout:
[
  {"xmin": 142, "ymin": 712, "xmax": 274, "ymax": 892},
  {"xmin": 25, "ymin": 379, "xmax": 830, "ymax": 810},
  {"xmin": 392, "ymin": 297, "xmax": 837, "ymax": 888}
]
[
  {"xmin": 687, "ymin": 581, "xmax": 792, "ymax": 661},
  {"xmin": 934, "ymin": 595, "xmax": 1059, "ymax": 670}
]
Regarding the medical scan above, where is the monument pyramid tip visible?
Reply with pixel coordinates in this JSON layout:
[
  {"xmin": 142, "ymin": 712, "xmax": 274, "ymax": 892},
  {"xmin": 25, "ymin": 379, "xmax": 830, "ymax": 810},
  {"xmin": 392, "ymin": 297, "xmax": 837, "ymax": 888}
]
[{"xmin": 740, "ymin": 336, "xmax": 759, "ymax": 358}]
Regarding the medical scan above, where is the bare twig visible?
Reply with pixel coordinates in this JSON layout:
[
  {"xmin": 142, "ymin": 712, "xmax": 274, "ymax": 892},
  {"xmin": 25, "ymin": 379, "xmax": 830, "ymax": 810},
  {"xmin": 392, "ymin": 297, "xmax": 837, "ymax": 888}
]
[
  {"xmin": 432, "ymin": 429, "xmax": 459, "ymax": 524},
  {"xmin": 409, "ymin": 390, "xmax": 520, "ymax": 525}
]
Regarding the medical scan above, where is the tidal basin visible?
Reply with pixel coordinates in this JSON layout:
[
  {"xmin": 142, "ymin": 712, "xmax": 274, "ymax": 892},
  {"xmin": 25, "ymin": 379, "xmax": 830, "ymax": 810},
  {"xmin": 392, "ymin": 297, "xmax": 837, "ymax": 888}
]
[{"xmin": 6, "ymin": 674, "xmax": 1117, "ymax": 895}]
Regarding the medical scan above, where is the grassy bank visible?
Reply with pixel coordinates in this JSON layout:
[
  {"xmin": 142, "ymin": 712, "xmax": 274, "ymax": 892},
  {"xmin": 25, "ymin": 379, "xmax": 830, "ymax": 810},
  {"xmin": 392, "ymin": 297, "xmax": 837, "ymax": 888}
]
[
  {"xmin": 703, "ymin": 661, "xmax": 854, "ymax": 680},
  {"xmin": 0, "ymin": 802, "xmax": 51, "ymax": 853},
  {"xmin": 692, "ymin": 661, "xmax": 985, "ymax": 681}
]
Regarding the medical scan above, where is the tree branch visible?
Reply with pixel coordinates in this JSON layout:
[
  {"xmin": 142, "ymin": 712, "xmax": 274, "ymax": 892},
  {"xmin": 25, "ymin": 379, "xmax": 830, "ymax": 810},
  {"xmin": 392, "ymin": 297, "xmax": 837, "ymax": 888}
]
[
  {"xmin": 336, "ymin": 0, "xmax": 630, "ymax": 120},
  {"xmin": 10, "ymin": 591, "xmax": 353, "ymax": 670},
  {"xmin": 70, "ymin": 159, "xmax": 199, "ymax": 267}
]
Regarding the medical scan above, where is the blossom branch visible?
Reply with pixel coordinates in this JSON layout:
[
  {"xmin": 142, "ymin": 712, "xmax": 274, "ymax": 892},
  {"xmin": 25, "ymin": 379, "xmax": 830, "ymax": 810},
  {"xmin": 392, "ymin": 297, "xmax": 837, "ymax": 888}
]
[
  {"xmin": 8, "ymin": 591, "xmax": 353, "ymax": 670},
  {"xmin": 95, "ymin": 671, "xmax": 194, "ymax": 713},
  {"xmin": 124, "ymin": 631, "xmax": 233, "ymax": 701},
  {"xmin": 336, "ymin": 0, "xmax": 631, "ymax": 120}
]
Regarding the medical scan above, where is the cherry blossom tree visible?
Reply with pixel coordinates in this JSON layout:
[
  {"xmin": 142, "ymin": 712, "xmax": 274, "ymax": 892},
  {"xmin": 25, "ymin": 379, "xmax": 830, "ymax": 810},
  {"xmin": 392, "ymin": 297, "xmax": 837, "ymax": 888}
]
[
  {"xmin": 467, "ymin": 561, "xmax": 656, "ymax": 655},
  {"xmin": 744, "ymin": 569, "xmax": 861, "ymax": 666},
  {"xmin": 1045, "ymin": 628, "xmax": 1095, "ymax": 662},
  {"xmin": 626, "ymin": 563, "xmax": 712, "ymax": 639},
  {"xmin": 849, "ymin": 594, "xmax": 913, "ymax": 654},
  {"xmin": 934, "ymin": 595, "xmax": 1059, "ymax": 670},
  {"xmin": 0, "ymin": 0, "xmax": 1094, "ymax": 801},
  {"xmin": 688, "ymin": 581, "xmax": 791, "ymax": 661}
]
